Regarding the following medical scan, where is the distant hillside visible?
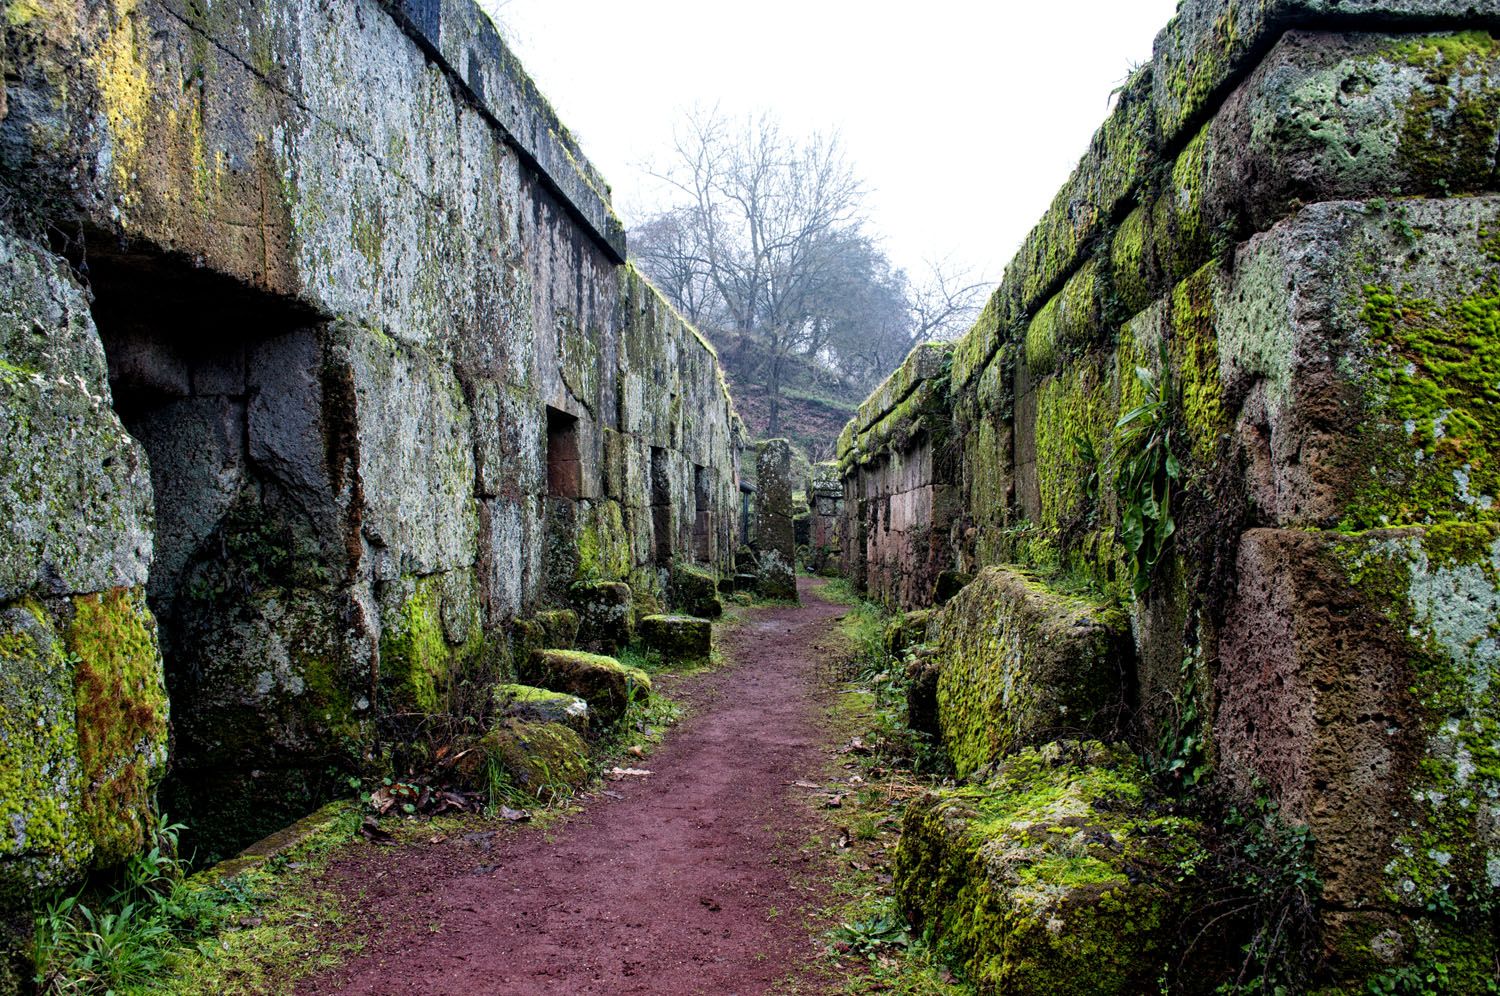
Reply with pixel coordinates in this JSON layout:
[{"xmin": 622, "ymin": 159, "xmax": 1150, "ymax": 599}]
[{"xmin": 711, "ymin": 335, "xmax": 865, "ymax": 463}]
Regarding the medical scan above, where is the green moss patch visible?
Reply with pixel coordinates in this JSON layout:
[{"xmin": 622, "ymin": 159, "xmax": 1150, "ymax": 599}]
[
  {"xmin": 378, "ymin": 578, "xmax": 450, "ymax": 715},
  {"xmin": 894, "ymin": 741, "xmax": 1199, "ymax": 994},
  {"xmin": 0, "ymin": 600, "xmax": 88, "ymax": 901},
  {"xmin": 64, "ymin": 587, "xmax": 169, "ymax": 868},
  {"xmin": 1347, "ymin": 279, "xmax": 1500, "ymax": 529},
  {"xmin": 932, "ymin": 567, "xmax": 1131, "ymax": 780}
]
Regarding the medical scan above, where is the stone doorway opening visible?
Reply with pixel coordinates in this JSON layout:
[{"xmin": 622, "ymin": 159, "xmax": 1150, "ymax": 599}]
[{"xmin": 85, "ymin": 244, "xmax": 363, "ymax": 863}]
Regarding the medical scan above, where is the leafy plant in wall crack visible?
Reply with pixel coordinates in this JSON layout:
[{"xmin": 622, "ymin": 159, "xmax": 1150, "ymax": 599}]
[
  {"xmin": 1154, "ymin": 654, "xmax": 1209, "ymax": 789},
  {"xmin": 1115, "ymin": 339, "xmax": 1182, "ymax": 597}
]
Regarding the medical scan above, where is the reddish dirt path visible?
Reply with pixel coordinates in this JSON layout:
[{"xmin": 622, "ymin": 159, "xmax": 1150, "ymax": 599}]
[{"xmin": 302, "ymin": 577, "xmax": 847, "ymax": 995}]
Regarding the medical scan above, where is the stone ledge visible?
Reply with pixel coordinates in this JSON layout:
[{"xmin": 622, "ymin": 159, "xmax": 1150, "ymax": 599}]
[{"xmin": 380, "ymin": 0, "xmax": 627, "ymax": 262}]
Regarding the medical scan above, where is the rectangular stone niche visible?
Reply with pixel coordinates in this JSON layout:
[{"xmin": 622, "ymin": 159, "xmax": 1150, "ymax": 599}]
[{"xmin": 88, "ymin": 244, "xmax": 368, "ymax": 863}]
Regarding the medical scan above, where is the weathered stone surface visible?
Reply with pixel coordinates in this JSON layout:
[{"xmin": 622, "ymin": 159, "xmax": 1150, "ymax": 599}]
[
  {"xmin": 569, "ymin": 581, "xmax": 635, "ymax": 654},
  {"xmin": 835, "ymin": 345, "xmax": 959, "ymax": 610},
  {"xmin": 477, "ymin": 719, "xmax": 590, "ymax": 803},
  {"xmin": 492, "ymin": 683, "xmax": 589, "ymax": 736},
  {"xmin": 1218, "ymin": 526, "xmax": 1499, "ymax": 964},
  {"xmin": 0, "ymin": 0, "xmax": 751, "ymax": 961},
  {"xmin": 755, "ymin": 439, "xmax": 798, "ymax": 600},
  {"xmin": 533, "ymin": 609, "xmax": 579, "ymax": 650},
  {"xmin": 0, "ymin": 228, "xmax": 152, "ymax": 601},
  {"xmin": 829, "ymin": 6, "xmax": 1500, "ymax": 988},
  {"xmin": 895, "ymin": 741, "xmax": 1200, "ymax": 995},
  {"xmin": 1219, "ymin": 195, "xmax": 1500, "ymax": 531},
  {"xmin": 523, "ymin": 649, "xmax": 651, "ymax": 727},
  {"xmin": 639, "ymin": 614, "xmax": 712, "ymax": 664},
  {"xmin": 933, "ymin": 567, "xmax": 1133, "ymax": 780}
]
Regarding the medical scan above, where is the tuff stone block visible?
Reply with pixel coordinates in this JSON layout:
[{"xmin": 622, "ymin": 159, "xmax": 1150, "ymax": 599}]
[
  {"xmin": 668, "ymin": 563, "xmax": 722, "ymax": 619},
  {"xmin": 755, "ymin": 439, "xmax": 798, "ymax": 601},
  {"xmin": 895, "ymin": 741, "xmax": 1201, "ymax": 995},
  {"xmin": 639, "ymin": 614, "xmax": 713, "ymax": 664},
  {"xmin": 1217, "ymin": 526, "xmax": 1499, "ymax": 963},
  {"xmin": 569, "ymin": 581, "xmax": 635, "ymax": 654},
  {"xmin": 533, "ymin": 609, "xmax": 579, "ymax": 650},
  {"xmin": 475, "ymin": 719, "xmax": 590, "ymax": 803},
  {"xmin": 933, "ymin": 567, "xmax": 1133, "ymax": 780},
  {"xmin": 492, "ymin": 683, "xmax": 590, "ymax": 736},
  {"xmin": 523, "ymin": 649, "xmax": 652, "ymax": 727}
]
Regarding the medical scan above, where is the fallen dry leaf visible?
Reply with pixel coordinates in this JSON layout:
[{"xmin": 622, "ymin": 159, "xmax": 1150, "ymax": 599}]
[{"xmin": 608, "ymin": 767, "xmax": 653, "ymax": 778}]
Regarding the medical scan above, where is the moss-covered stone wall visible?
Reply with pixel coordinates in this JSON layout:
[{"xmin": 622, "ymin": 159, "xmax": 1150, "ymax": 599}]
[
  {"xmin": 839, "ymin": 0, "xmax": 1500, "ymax": 985},
  {"xmin": 0, "ymin": 0, "xmax": 745, "ymax": 926}
]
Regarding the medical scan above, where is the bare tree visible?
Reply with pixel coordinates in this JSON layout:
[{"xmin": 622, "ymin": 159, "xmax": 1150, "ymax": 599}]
[
  {"xmin": 632, "ymin": 110, "xmax": 995, "ymax": 436},
  {"xmin": 908, "ymin": 257, "xmax": 990, "ymax": 345},
  {"xmin": 636, "ymin": 109, "xmax": 867, "ymax": 435}
]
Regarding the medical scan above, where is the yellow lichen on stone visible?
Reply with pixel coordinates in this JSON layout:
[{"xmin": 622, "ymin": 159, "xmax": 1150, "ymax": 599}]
[{"xmin": 90, "ymin": 0, "xmax": 153, "ymax": 201}]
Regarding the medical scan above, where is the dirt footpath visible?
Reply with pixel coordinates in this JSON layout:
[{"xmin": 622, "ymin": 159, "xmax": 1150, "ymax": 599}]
[{"xmin": 302, "ymin": 577, "xmax": 849, "ymax": 995}]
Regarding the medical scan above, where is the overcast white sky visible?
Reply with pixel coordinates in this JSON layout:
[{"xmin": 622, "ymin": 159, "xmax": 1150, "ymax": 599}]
[{"xmin": 480, "ymin": 0, "xmax": 1180, "ymax": 285}]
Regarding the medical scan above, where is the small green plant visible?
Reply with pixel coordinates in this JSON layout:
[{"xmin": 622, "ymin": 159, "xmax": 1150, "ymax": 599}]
[
  {"xmin": 31, "ymin": 814, "xmax": 234, "ymax": 994},
  {"xmin": 1153, "ymin": 655, "xmax": 1209, "ymax": 789},
  {"xmin": 831, "ymin": 904, "xmax": 912, "ymax": 961},
  {"xmin": 1115, "ymin": 339, "xmax": 1182, "ymax": 596},
  {"xmin": 1189, "ymin": 794, "xmax": 1322, "ymax": 996},
  {"xmin": 1071, "ymin": 432, "xmax": 1101, "ymax": 503}
]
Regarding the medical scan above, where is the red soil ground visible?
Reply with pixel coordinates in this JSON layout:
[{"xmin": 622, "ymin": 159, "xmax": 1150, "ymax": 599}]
[{"xmin": 301, "ymin": 577, "xmax": 848, "ymax": 995}]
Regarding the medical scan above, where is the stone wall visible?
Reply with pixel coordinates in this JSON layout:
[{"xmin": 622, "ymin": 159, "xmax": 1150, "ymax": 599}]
[
  {"xmin": 840, "ymin": 0, "xmax": 1500, "ymax": 985},
  {"xmin": 0, "ymin": 0, "xmax": 744, "ymax": 927}
]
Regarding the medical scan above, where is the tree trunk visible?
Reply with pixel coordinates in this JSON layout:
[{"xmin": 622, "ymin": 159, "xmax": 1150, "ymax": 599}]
[{"xmin": 767, "ymin": 351, "xmax": 783, "ymax": 437}]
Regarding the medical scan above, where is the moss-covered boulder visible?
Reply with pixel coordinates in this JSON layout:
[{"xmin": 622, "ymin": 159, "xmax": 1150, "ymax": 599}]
[
  {"xmin": 669, "ymin": 563, "xmax": 722, "ymax": 619},
  {"xmin": 895, "ymin": 741, "xmax": 1200, "ymax": 994},
  {"xmin": 492, "ymin": 683, "xmax": 589, "ymax": 736},
  {"xmin": 0, "ymin": 586, "xmax": 170, "ymax": 909},
  {"xmin": 478, "ymin": 719, "xmax": 590, "ymax": 802},
  {"xmin": 523, "ymin": 649, "xmax": 651, "ymax": 727},
  {"xmin": 883, "ymin": 609, "xmax": 934, "ymax": 658},
  {"xmin": 639, "ymin": 614, "xmax": 712, "ymax": 665},
  {"xmin": 934, "ymin": 567, "xmax": 1132, "ymax": 779},
  {"xmin": 569, "ymin": 581, "xmax": 634, "ymax": 654}
]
